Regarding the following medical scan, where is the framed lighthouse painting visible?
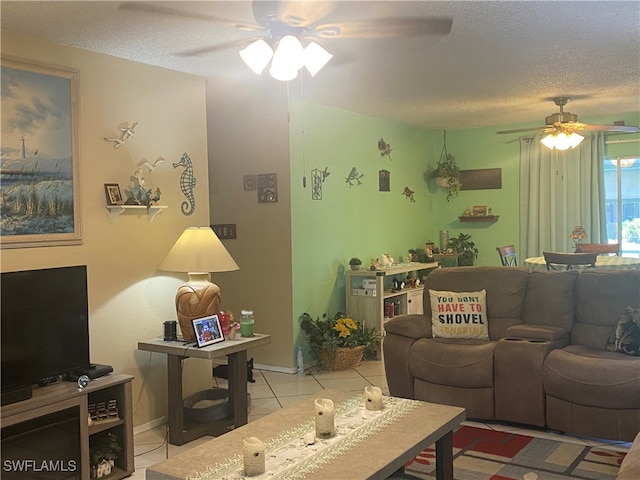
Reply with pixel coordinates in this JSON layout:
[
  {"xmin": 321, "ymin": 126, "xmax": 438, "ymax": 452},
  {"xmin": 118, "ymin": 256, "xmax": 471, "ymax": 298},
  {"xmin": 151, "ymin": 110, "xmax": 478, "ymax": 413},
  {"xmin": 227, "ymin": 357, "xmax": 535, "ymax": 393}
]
[{"xmin": 1, "ymin": 58, "xmax": 81, "ymax": 248}]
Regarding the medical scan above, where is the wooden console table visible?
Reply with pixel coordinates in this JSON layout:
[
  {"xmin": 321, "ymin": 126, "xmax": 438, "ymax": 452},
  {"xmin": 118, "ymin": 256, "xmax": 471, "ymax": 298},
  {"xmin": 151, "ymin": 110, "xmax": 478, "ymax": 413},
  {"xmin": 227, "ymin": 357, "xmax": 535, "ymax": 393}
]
[
  {"xmin": 1, "ymin": 374, "xmax": 134, "ymax": 480},
  {"xmin": 138, "ymin": 334, "xmax": 271, "ymax": 446}
]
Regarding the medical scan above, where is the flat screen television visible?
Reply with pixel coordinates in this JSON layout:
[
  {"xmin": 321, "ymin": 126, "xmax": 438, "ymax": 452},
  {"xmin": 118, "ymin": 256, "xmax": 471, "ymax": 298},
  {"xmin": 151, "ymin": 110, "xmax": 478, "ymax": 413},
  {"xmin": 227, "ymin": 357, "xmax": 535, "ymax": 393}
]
[{"xmin": 1, "ymin": 265, "xmax": 90, "ymax": 405}]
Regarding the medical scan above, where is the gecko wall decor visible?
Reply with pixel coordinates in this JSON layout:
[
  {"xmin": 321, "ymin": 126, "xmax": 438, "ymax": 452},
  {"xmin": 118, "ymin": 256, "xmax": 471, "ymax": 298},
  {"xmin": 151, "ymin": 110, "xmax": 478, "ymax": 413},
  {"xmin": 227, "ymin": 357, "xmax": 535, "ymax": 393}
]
[{"xmin": 173, "ymin": 152, "xmax": 195, "ymax": 215}]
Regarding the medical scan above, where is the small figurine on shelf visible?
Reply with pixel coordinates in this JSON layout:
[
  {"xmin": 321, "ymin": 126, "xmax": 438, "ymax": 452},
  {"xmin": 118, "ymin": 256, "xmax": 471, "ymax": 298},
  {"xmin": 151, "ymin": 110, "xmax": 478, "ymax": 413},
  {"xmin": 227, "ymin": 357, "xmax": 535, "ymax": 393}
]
[
  {"xmin": 463, "ymin": 207, "xmax": 472, "ymax": 217},
  {"xmin": 392, "ymin": 278, "xmax": 405, "ymax": 291},
  {"xmin": 370, "ymin": 258, "xmax": 380, "ymax": 270},
  {"xmin": 382, "ymin": 254, "xmax": 394, "ymax": 267}
]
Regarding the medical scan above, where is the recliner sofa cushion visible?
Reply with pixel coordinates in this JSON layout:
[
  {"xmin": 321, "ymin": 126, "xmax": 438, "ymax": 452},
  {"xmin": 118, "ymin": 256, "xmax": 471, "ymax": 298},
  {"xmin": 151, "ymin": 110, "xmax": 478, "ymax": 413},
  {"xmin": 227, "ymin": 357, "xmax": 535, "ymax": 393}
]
[
  {"xmin": 409, "ymin": 338, "xmax": 495, "ymax": 388},
  {"xmin": 573, "ymin": 270, "xmax": 640, "ymax": 349},
  {"xmin": 522, "ymin": 270, "xmax": 577, "ymax": 332},
  {"xmin": 423, "ymin": 267, "xmax": 529, "ymax": 340},
  {"xmin": 543, "ymin": 345, "xmax": 640, "ymax": 409}
]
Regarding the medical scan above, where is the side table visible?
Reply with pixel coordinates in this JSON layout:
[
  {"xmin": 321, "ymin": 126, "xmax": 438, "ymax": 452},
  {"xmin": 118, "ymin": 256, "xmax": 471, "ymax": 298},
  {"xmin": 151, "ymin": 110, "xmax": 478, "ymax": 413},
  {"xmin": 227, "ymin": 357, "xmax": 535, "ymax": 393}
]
[{"xmin": 138, "ymin": 334, "xmax": 271, "ymax": 445}]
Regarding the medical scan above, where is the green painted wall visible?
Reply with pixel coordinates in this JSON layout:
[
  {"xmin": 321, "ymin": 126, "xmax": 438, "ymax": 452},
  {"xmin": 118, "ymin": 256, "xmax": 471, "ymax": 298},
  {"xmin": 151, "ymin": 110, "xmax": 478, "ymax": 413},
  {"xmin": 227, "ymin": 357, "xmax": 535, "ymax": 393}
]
[
  {"xmin": 289, "ymin": 100, "xmax": 440, "ymax": 354},
  {"xmin": 288, "ymin": 101, "xmax": 638, "ymax": 365}
]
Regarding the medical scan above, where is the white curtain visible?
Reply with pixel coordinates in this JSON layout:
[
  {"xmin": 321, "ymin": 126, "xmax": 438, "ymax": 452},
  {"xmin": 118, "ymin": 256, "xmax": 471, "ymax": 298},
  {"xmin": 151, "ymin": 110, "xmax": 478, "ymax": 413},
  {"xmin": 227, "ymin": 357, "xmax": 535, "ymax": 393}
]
[{"xmin": 519, "ymin": 132, "xmax": 606, "ymax": 258}]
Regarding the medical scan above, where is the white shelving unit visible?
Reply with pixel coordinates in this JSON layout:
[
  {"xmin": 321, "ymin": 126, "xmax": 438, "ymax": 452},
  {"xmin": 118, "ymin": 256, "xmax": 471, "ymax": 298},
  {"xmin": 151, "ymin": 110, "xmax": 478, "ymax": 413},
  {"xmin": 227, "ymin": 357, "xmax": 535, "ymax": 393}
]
[
  {"xmin": 345, "ymin": 262, "xmax": 439, "ymax": 358},
  {"xmin": 106, "ymin": 205, "xmax": 167, "ymax": 223}
]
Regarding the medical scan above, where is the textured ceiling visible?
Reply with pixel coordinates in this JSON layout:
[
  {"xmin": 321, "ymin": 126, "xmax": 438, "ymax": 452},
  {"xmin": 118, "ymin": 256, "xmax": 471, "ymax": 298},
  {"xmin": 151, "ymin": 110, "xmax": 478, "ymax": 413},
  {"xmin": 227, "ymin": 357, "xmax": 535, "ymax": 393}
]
[{"xmin": 2, "ymin": 1, "xmax": 639, "ymax": 130}]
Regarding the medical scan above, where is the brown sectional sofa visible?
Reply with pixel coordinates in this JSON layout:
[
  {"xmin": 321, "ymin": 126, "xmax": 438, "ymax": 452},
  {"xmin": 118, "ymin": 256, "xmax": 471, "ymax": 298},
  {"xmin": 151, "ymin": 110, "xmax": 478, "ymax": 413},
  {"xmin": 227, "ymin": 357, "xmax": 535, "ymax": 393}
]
[{"xmin": 383, "ymin": 266, "xmax": 640, "ymax": 442}]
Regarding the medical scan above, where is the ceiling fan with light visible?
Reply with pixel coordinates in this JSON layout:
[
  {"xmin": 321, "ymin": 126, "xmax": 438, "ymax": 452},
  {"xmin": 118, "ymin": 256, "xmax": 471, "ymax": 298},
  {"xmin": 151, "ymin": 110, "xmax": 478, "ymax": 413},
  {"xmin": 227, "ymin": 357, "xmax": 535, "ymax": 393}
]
[
  {"xmin": 497, "ymin": 97, "xmax": 639, "ymax": 151},
  {"xmin": 120, "ymin": 1, "xmax": 453, "ymax": 81}
]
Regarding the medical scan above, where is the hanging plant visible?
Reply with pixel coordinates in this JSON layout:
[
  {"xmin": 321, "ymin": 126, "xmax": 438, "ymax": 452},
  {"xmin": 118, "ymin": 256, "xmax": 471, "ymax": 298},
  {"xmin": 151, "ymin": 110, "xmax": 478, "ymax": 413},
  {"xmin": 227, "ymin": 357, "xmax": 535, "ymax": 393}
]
[{"xmin": 428, "ymin": 130, "xmax": 461, "ymax": 201}]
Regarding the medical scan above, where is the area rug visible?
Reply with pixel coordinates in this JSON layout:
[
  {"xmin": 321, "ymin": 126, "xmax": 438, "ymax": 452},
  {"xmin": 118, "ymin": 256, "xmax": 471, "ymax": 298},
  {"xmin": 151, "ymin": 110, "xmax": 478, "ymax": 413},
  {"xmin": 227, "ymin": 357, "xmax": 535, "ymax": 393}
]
[{"xmin": 404, "ymin": 425, "xmax": 627, "ymax": 480}]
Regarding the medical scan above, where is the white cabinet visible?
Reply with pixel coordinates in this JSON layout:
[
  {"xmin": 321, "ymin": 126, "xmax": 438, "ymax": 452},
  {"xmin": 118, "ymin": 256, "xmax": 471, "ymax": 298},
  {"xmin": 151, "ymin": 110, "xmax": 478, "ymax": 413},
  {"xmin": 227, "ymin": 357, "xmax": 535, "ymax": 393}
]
[{"xmin": 345, "ymin": 263, "xmax": 439, "ymax": 358}]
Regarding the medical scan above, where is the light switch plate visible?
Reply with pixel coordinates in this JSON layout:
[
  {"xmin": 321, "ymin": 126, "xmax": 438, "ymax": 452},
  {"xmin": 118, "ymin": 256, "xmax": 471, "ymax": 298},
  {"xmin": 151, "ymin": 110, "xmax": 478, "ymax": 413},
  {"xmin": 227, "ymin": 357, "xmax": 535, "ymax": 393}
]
[{"xmin": 211, "ymin": 224, "xmax": 237, "ymax": 240}]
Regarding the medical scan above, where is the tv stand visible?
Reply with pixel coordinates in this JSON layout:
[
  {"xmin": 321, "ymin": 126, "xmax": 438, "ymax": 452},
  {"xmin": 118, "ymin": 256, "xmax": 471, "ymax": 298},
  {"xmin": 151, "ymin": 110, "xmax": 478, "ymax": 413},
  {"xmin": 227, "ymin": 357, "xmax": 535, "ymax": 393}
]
[{"xmin": 1, "ymin": 374, "xmax": 134, "ymax": 479}]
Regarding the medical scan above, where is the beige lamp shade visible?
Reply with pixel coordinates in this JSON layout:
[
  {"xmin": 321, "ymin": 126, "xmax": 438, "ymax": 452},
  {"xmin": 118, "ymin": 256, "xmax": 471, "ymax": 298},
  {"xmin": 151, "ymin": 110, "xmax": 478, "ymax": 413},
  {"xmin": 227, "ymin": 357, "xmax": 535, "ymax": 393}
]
[{"xmin": 158, "ymin": 227, "xmax": 239, "ymax": 341}]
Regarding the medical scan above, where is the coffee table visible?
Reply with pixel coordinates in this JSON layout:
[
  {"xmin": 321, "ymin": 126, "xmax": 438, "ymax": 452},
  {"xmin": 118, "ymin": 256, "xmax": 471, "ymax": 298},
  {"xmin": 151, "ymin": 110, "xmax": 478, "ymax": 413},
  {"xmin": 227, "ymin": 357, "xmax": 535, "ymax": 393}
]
[
  {"xmin": 138, "ymin": 334, "xmax": 271, "ymax": 446},
  {"xmin": 146, "ymin": 389, "xmax": 465, "ymax": 480}
]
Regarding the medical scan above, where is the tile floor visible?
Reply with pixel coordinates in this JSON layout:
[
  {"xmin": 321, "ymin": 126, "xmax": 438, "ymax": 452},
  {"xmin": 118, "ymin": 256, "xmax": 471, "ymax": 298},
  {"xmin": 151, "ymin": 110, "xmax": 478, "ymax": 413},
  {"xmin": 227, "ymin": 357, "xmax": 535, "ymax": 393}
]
[{"xmin": 130, "ymin": 360, "xmax": 630, "ymax": 479}]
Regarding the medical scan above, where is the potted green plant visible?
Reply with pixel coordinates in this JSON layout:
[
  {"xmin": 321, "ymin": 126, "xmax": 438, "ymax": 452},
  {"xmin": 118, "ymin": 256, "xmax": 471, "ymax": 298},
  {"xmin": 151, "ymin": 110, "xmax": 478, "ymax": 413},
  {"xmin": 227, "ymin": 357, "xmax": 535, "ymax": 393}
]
[
  {"xmin": 90, "ymin": 432, "xmax": 121, "ymax": 479},
  {"xmin": 447, "ymin": 233, "xmax": 478, "ymax": 266},
  {"xmin": 300, "ymin": 312, "xmax": 381, "ymax": 369},
  {"xmin": 348, "ymin": 257, "xmax": 362, "ymax": 271},
  {"xmin": 429, "ymin": 153, "xmax": 461, "ymax": 201}
]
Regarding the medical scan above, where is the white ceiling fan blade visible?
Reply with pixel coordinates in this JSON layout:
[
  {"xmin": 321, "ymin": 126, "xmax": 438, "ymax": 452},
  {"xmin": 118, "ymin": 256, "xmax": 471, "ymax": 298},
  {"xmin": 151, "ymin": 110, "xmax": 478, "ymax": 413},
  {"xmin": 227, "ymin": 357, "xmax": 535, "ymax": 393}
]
[
  {"xmin": 314, "ymin": 17, "xmax": 453, "ymax": 39},
  {"xmin": 496, "ymin": 126, "xmax": 552, "ymax": 135},
  {"xmin": 174, "ymin": 38, "xmax": 259, "ymax": 58},
  {"xmin": 578, "ymin": 124, "xmax": 639, "ymax": 133},
  {"xmin": 119, "ymin": 1, "xmax": 263, "ymax": 31}
]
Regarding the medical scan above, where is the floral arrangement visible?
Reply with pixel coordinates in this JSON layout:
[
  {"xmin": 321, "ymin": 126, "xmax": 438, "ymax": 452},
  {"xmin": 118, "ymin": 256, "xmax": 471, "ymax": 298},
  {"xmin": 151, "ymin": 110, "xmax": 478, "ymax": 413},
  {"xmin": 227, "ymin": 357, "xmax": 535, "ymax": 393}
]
[
  {"xmin": 218, "ymin": 310, "xmax": 239, "ymax": 338},
  {"xmin": 300, "ymin": 312, "xmax": 381, "ymax": 359}
]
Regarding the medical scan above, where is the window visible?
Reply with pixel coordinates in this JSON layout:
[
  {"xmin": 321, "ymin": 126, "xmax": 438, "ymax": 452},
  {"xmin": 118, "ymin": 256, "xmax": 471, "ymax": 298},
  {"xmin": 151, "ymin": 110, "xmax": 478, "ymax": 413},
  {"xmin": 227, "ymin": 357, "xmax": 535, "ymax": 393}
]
[{"xmin": 604, "ymin": 156, "xmax": 640, "ymax": 257}]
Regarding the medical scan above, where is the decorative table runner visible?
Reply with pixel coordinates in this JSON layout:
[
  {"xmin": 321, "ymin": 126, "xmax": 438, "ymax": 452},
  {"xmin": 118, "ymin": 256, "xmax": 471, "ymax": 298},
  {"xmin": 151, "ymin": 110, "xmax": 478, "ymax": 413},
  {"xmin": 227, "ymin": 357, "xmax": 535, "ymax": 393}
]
[{"xmin": 189, "ymin": 394, "xmax": 422, "ymax": 480}]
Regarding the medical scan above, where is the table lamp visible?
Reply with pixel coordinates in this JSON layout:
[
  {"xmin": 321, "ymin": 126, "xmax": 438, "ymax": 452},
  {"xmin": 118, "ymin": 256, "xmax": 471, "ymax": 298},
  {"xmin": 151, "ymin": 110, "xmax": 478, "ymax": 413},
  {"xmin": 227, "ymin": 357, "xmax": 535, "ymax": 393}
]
[
  {"xmin": 158, "ymin": 227, "xmax": 239, "ymax": 341},
  {"xmin": 570, "ymin": 226, "xmax": 586, "ymax": 252}
]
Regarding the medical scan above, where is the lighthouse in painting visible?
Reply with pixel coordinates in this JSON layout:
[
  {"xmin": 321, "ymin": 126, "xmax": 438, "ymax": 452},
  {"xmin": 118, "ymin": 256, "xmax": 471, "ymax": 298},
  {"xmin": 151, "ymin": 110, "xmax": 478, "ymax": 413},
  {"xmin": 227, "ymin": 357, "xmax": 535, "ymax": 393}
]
[{"xmin": 20, "ymin": 136, "xmax": 26, "ymax": 160}]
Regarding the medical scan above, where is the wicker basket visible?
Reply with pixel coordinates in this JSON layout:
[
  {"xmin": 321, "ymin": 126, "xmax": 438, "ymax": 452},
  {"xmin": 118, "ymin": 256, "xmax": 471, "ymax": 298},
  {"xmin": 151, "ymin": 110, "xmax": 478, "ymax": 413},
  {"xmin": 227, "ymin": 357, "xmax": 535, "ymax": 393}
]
[{"xmin": 319, "ymin": 346, "xmax": 364, "ymax": 370}]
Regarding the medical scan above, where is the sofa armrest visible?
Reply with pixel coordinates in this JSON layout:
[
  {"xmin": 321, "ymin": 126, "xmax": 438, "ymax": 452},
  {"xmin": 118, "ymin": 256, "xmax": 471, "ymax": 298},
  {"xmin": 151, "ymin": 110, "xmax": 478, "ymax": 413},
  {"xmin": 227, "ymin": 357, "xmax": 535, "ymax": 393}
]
[
  {"xmin": 384, "ymin": 314, "xmax": 432, "ymax": 339},
  {"xmin": 505, "ymin": 324, "xmax": 568, "ymax": 342},
  {"xmin": 617, "ymin": 432, "xmax": 640, "ymax": 480}
]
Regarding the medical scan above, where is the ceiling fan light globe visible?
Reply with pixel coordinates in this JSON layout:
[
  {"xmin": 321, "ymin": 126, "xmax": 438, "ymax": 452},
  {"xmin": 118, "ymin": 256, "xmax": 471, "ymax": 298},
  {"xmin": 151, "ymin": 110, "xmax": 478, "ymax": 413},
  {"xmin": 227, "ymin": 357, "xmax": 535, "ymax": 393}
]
[
  {"xmin": 269, "ymin": 60, "xmax": 299, "ymax": 81},
  {"xmin": 304, "ymin": 42, "xmax": 333, "ymax": 77},
  {"xmin": 540, "ymin": 134, "xmax": 557, "ymax": 150},
  {"xmin": 553, "ymin": 132, "xmax": 572, "ymax": 151},
  {"xmin": 273, "ymin": 35, "xmax": 305, "ymax": 70},
  {"xmin": 568, "ymin": 132, "xmax": 584, "ymax": 148},
  {"xmin": 239, "ymin": 39, "xmax": 273, "ymax": 75}
]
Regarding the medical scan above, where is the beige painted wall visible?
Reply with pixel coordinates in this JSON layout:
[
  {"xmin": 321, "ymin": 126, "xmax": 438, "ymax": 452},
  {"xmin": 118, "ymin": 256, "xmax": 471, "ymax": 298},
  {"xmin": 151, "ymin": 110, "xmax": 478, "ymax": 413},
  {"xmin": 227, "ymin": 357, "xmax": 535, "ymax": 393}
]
[
  {"xmin": 206, "ymin": 86, "xmax": 294, "ymax": 370},
  {"xmin": 1, "ymin": 31, "xmax": 213, "ymax": 429}
]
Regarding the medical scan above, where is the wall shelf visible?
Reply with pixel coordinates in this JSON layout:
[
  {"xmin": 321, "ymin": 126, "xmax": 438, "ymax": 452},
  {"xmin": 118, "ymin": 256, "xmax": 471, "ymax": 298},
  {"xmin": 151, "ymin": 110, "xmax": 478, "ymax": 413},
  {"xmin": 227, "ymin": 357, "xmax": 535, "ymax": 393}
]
[
  {"xmin": 106, "ymin": 205, "xmax": 167, "ymax": 223},
  {"xmin": 458, "ymin": 215, "xmax": 499, "ymax": 223}
]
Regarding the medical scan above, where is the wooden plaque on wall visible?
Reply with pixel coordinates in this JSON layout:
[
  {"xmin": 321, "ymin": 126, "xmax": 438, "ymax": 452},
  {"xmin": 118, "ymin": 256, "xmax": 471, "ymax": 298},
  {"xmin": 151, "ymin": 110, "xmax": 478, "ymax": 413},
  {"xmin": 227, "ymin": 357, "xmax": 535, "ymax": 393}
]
[{"xmin": 459, "ymin": 168, "xmax": 502, "ymax": 190}]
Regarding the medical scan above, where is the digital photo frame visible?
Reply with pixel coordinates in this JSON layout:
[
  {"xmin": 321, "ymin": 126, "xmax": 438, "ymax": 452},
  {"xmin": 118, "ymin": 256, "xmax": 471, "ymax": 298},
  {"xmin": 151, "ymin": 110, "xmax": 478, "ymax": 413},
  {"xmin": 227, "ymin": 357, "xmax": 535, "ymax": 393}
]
[{"xmin": 191, "ymin": 315, "xmax": 224, "ymax": 348}]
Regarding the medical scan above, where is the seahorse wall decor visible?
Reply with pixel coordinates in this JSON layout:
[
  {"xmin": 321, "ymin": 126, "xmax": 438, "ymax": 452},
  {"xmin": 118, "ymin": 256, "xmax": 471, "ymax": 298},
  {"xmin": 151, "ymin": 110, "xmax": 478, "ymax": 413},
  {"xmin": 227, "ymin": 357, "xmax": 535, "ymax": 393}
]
[{"xmin": 173, "ymin": 152, "xmax": 196, "ymax": 216}]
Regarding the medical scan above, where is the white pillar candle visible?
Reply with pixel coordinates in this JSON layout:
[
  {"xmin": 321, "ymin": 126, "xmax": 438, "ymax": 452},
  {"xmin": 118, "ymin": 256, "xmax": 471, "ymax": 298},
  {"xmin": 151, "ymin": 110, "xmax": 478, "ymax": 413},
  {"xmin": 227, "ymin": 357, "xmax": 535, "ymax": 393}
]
[
  {"xmin": 365, "ymin": 386, "xmax": 383, "ymax": 410},
  {"xmin": 243, "ymin": 436, "xmax": 265, "ymax": 476},
  {"xmin": 314, "ymin": 398, "xmax": 336, "ymax": 439}
]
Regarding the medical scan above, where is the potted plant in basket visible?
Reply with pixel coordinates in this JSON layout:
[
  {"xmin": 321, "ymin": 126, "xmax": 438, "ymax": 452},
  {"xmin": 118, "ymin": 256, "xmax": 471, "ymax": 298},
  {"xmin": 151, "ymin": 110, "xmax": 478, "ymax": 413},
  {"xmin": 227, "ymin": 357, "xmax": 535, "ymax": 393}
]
[
  {"xmin": 428, "ymin": 153, "xmax": 461, "ymax": 201},
  {"xmin": 447, "ymin": 232, "xmax": 478, "ymax": 266},
  {"xmin": 300, "ymin": 312, "xmax": 381, "ymax": 370},
  {"xmin": 348, "ymin": 257, "xmax": 362, "ymax": 271}
]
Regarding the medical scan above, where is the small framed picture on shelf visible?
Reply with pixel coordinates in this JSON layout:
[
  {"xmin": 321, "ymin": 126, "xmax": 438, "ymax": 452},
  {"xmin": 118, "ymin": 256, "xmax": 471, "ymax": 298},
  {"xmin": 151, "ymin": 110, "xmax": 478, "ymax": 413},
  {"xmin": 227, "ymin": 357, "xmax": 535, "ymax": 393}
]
[
  {"xmin": 192, "ymin": 314, "xmax": 225, "ymax": 348},
  {"xmin": 472, "ymin": 205, "xmax": 488, "ymax": 216},
  {"xmin": 104, "ymin": 183, "xmax": 123, "ymax": 206}
]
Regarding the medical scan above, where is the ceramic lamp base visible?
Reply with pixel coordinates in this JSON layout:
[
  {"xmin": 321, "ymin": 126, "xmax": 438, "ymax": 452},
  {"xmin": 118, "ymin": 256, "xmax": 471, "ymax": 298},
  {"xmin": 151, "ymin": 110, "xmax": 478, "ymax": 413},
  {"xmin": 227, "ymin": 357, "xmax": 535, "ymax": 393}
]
[{"xmin": 175, "ymin": 273, "xmax": 221, "ymax": 342}]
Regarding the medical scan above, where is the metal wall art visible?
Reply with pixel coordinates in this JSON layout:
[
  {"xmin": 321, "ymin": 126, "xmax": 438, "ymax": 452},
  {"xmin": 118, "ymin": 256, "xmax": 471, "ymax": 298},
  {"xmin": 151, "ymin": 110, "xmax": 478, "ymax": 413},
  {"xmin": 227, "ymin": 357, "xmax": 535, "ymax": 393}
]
[
  {"xmin": 379, "ymin": 170, "xmax": 390, "ymax": 192},
  {"xmin": 402, "ymin": 187, "xmax": 416, "ymax": 202},
  {"xmin": 311, "ymin": 167, "xmax": 330, "ymax": 200},
  {"xmin": 257, "ymin": 173, "xmax": 278, "ymax": 203},
  {"xmin": 345, "ymin": 167, "xmax": 364, "ymax": 187},
  {"xmin": 378, "ymin": 138, "xmax": 393, "ymax": 161},
  {"xmin": 173, "ymin": 152, "xmax": 195, "ymax": 215},
  {"xmin": 1, "ymin": 57, "xmax": 81, "ymax": 248},
  {"xmin": 103, "ymin": 121, "xmax": 138, "ymax": 149}
]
